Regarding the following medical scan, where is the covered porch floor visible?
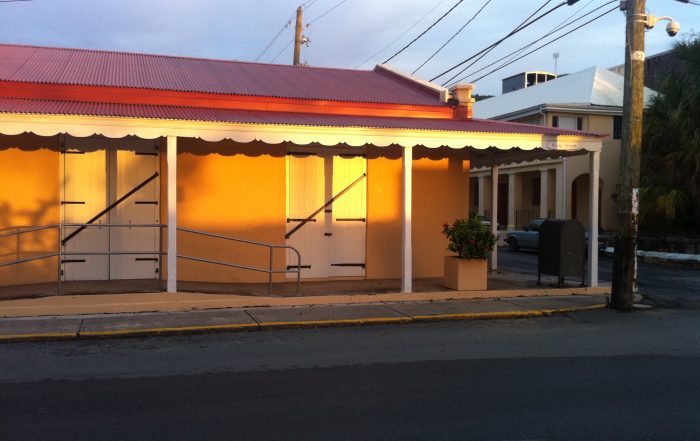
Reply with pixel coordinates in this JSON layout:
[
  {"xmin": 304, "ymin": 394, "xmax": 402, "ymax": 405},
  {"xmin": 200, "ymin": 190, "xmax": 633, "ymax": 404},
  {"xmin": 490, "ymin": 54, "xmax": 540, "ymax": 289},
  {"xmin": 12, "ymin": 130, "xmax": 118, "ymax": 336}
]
[{"xmin": 0, "ymin": 267, "xmax": 607, "ymax": 301}]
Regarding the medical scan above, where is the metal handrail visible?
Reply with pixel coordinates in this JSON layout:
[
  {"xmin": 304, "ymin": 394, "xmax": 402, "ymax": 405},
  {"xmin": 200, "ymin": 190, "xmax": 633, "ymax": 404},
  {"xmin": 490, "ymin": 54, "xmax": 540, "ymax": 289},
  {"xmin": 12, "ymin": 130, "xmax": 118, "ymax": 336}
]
[
  {"xmin": 0, "ymin": 223, "xmax": 163, "ymax": 296},
  {"xmin": 0, "ymin": 224, "xmax": 62, "ymax": 295},
  {"xmin": 0, "ymin": 252, "xmax": 59, "ymax": 268},
  {"xmin": 0, "ymin": 224, "xmax": 302, "ymax": 297},
  {"xmin": 177, "ymin": 227, "xmax": 302, "ymax": 296},
  {"xmin": 0, "ymin": 224, "xmax": 60, "ymax": 239}
]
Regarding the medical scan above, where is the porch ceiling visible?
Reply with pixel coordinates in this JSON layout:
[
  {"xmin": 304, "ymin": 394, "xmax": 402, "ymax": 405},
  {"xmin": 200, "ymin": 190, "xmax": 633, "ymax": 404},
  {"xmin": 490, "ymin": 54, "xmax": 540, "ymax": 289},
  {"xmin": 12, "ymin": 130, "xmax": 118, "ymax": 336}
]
[{"xmin": 0, "ymin": 97, "xmax": 603, "ymax": 152}]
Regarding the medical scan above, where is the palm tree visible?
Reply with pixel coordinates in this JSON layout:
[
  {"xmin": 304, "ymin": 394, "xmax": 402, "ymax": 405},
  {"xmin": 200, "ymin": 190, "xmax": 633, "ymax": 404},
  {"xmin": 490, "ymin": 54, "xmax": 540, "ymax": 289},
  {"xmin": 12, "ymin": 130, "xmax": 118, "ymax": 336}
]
[{"xmin": 642, "ymin": 35, "xmax": 700, "ymax": 231}]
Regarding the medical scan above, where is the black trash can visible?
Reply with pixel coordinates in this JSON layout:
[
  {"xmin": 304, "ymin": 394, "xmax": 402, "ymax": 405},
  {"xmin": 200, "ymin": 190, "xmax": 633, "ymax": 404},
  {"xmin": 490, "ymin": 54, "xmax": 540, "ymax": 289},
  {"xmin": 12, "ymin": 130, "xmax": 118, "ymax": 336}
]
[{"xmin": 538, "ymin": 219, "xmax": 586, "ymax": 287}]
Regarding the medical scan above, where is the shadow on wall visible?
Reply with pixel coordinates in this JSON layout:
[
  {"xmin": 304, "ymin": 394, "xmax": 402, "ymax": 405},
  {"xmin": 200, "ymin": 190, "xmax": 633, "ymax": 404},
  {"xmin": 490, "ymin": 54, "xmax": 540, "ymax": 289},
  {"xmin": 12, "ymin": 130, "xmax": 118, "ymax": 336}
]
[
  {"xmin": 0, "ymin": 134, "xmax": 61, "ymax": 287},
  {"xmin": 366, "ymin": 145, "xmax": 470, "ymax": 279},
  {"xmin": 174, "ymin": 138, "xmax": 288, "ymax": 284}
]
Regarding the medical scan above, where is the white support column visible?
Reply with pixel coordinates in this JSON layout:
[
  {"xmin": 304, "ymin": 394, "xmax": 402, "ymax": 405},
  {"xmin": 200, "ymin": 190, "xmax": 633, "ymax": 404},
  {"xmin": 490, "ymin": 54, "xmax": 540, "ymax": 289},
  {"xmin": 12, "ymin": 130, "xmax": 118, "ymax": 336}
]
[
  {"xmin": 588, "ymin": 150, "xmax": 600, "ymax": 287},
  {"xmin": 507, "ymin": 173, "xmax": 516, "ymax": 230},
  {"xmin": 167, "ymin": 135, "xmax": 178, "ymax": 293},
  {"xmin": 490, "ymin": 165, "xmax": 499, "ymax": 271},
  {"xmin": 477, "ymin": 176, "xmax": 485, "ymax": 216},
  {"xmin": 401, "ymin": 145, "xmax": 413, "ymax": 293},
  {"xmin": 555, "ymin": 162, "xmax": 566, "ymax": 218},
  {"xmin": 540, "ymin": 169, "xmax": 549, "ymax": 219}
]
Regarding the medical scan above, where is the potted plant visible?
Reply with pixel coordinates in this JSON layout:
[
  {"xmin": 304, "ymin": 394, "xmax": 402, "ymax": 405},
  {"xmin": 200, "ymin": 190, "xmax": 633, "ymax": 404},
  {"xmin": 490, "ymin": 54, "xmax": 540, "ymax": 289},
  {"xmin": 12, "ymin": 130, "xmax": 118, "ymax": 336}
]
[{"xmin": 442, "ymin": 213, "xmax": 496, "ymax": 290}]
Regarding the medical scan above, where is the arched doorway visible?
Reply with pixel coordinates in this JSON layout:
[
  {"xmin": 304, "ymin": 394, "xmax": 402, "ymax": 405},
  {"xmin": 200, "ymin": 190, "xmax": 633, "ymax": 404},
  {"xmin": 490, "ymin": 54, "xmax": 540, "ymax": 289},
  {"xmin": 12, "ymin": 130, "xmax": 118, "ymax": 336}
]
[{"xmin": 571, "ymin": 173, "xmax": 604, "ymax": 229}]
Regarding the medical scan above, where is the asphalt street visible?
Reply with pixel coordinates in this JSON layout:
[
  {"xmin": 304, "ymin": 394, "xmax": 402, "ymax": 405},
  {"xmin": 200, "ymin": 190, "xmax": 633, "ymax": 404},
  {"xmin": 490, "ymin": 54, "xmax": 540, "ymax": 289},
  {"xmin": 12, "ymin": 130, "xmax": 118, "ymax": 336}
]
[
  {"xmin": 1, "ymin": 250, "xmax": 698, "ymax": 440},
  {"xmin": 3, "ymin": 306, "xmax": 700, "ymax": 440}
]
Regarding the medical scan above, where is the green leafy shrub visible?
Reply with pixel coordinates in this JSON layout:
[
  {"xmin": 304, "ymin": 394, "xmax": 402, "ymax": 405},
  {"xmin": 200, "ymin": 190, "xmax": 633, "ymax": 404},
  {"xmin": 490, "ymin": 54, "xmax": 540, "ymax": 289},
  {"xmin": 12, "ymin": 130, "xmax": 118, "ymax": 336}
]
[{"xmin": 442, "ymin": 213, "xmax": 496, "ymax": 260}]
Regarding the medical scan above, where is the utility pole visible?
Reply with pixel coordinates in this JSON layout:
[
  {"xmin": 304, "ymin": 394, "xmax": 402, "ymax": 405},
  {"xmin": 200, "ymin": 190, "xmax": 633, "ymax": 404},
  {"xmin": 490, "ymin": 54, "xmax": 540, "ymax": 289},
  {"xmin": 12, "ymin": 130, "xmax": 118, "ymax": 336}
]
[
  {"xmin": 293, "ymin": 6, "xmax": 303, "ymax": 66},
  {"xmin": 611, "ymin": 0, "xmax": 645, "ymax": 310}
]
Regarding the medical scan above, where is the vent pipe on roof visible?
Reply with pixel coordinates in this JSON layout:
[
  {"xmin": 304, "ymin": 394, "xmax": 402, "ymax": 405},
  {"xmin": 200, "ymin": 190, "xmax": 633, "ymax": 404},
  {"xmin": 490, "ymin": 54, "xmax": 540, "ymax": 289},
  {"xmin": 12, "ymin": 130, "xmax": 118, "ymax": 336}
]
[{"xmin": 448, "ymin": 83, "xmax": 475, "ymax": 119}]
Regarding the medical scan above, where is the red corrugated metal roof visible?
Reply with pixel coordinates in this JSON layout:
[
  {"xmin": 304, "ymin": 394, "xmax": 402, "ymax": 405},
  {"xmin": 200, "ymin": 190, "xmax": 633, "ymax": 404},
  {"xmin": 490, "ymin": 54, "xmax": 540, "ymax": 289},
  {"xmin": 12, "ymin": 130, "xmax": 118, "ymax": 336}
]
[
  {"xmin": 0, "ymin": 97, "xmax": 601, "ymax": 137},
  {"xmin": 0, "ymin": 44, "xmax": 441, "ymax": 106}
]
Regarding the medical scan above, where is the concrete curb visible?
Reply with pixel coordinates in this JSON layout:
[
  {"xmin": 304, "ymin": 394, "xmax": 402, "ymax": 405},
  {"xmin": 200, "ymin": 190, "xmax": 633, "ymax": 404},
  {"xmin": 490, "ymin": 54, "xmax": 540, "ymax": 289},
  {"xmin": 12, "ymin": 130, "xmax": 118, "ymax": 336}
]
[{"xmin": 0, "ymin": 303, "xmax": 606, "ymax": 343}]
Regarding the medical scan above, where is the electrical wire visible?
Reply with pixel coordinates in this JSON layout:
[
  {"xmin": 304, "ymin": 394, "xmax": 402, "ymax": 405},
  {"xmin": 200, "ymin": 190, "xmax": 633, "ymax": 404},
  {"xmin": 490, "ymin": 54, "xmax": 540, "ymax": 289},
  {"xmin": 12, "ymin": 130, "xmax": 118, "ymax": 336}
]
[
  {"xmin": 307, "ymin": 0, "xmax": 349, "ymax": 25},
  {"xmin": 433, "ymin": 0, "xmax": 564, "ymax": 86},
  {"xmin": 467, "ymin": 5, "xmax": 617, "ymax": 84},
  {"xmin": 429, "ymin": 0, "xmax": 556, "ymax": 83},
  {"xmin": 496, "ymin": 0, "xmax": 597, "ymax": 68},
  {"xmin": 255, "ymin": 1, "xmax": 317, "ymax": 62},
  {"xmin": 383, "ymin": 0, "xmax": 465, "ymax": 64},
  {"xmin": 462, "ymin": 0, "xmax": 615, "ymax": 83},
  {"xmin": 412, "ymin": 0, "xmax": 493, "ymax": 75},
  {"xmin": 354, "ymin": 0, "xmax": 449, "ymax": 69},
  {"xmin": 255, "ymin": 14, "xmax": 295, "ymax": 61},
  {"xmin": 270, "ymin": 37, "xmax": 294, "ymax": 63}
]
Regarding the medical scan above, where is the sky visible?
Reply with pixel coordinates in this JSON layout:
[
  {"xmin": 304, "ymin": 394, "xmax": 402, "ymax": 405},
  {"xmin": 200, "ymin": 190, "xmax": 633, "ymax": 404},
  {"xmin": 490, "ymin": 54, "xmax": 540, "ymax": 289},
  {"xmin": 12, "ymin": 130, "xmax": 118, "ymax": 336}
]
[{"xmin": 0, "ymin": 0, "xmax": 698, "ymax": 96}]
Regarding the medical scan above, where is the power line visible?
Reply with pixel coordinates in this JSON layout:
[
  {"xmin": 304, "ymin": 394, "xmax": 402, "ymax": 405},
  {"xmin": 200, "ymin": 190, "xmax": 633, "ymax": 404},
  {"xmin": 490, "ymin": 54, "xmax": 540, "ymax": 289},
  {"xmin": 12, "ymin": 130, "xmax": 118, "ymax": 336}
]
[
  {"xmin": 433, "ymin": 0, "xmax": 565, "ymax": 86},
  {"xmin": 270, "ymin": 37, "xmax": 294, "ymax": 63},
  {"xmin": 383, "ymin": 0, "xmax": 465, "ymax": 64},
  {"xmin": 354, "ymin": 0, "xmax": 449, "ymax": 69},
  {"xmin": 255, "ymin": 1, "xmax": 318, "ymax": 62},
  {"xmin": 307, "ymin": 0, "xmax": 349, "ymax": 25},
  {"xmin": 412, "ymin": 0, "xmax": 493, "ymax": 75},
  {"xmin": 467, "ymin": 5, "xmax": 617, "ymax": 84},
  {"xmin": 496, "ymin": 0, "xmax": 597, "ymax": 68},
  {"xmin": 429, "ymin": 0, "xmax": 556, "ymax": 83},
  {"xmin": 462, "ymin": 0, "xmax": 615, "ymax": 83},
  {"xmin": 303, "ymin": 0, "xmax": 319, "ymax": 9},
  {"xmin": 255, "ymin": 14, "xmax": 295, "ymax": 61}
]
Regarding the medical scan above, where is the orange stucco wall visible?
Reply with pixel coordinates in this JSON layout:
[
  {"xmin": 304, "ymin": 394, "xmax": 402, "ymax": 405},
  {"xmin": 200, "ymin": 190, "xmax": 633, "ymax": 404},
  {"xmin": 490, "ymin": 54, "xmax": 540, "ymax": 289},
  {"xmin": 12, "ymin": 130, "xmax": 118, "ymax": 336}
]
[
  {"xmin": 366, "ymin": 146, "xmax": 470, "ymax": 279},
  {"xmin": 0, "ymin": 134, "xmax": 60, "ymax": 287},
  {"xmin": 175, "ymin": 139, "xmax": 287, "ymax": 283}
]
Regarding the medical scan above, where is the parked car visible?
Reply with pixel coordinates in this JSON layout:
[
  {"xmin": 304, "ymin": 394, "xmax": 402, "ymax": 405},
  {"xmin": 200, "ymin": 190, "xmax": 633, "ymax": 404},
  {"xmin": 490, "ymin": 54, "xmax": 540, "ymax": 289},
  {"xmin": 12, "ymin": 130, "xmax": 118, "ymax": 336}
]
[
  {"xmin": 507, "ymin": 218, "xmax": 608, "ymax": 253},
  {"xmin": 507, "ymin": 219, "xmax": 545, "ymax": 251}
]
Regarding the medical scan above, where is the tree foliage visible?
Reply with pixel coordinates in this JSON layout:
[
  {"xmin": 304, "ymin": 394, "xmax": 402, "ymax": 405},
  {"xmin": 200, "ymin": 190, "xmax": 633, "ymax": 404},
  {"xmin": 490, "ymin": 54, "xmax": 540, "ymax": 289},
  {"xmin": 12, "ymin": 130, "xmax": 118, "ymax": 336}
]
[{"xmin": 641, "ymin": 34, "xmax": 700, "ymax": 231}]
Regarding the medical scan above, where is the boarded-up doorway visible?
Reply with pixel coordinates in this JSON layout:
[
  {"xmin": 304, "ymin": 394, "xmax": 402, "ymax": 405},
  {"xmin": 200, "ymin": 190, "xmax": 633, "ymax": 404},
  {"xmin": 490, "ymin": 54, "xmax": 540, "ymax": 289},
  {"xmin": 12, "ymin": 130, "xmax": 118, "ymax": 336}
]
[
  {"xmin": 61, "ymin": 136, "xmax": 160, "ymax": 282},
  {"xmin": 286, "ymin": 151, "xmax": 366, "ymax": 279}
]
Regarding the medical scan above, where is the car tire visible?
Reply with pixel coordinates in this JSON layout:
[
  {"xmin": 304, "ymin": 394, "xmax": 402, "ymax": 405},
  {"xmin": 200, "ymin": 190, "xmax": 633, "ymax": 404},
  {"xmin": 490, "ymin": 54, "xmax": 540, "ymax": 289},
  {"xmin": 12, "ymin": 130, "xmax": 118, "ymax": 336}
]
[{"xmin": 508, "ymin": 237, "xmax": 519, "ymax": 252}]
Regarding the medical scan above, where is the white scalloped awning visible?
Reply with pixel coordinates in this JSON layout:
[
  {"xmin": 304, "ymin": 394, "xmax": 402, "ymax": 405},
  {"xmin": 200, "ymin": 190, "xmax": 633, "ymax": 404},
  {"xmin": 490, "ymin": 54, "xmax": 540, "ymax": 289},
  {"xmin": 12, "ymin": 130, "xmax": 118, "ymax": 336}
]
[{"xmin": 0, "ymin": 112, "xmax": 603, "ymax": 152}]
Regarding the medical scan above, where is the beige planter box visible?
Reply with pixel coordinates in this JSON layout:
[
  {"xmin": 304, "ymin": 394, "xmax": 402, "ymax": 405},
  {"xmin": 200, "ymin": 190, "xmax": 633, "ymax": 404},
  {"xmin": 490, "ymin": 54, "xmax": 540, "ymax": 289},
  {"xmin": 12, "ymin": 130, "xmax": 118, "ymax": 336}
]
[{"xmin": 443, "ymin": 256, "xmax": 487, "ymax": 291}]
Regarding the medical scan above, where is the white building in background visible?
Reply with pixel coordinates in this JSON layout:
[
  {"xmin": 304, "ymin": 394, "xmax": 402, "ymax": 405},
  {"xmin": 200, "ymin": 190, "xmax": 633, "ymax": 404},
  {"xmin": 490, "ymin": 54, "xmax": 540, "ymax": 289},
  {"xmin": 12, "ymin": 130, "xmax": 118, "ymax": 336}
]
[{"xmin": 472, "ymin": 66, "xmax": 656, "ymax": 233}]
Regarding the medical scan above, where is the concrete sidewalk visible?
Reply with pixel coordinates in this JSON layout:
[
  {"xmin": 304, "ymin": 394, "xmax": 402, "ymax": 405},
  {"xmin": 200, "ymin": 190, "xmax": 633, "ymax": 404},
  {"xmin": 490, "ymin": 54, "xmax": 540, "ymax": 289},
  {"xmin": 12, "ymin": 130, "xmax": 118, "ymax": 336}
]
[{"xmin": 0, "ymin": 288, "xmax": 609, "ymax": 342}]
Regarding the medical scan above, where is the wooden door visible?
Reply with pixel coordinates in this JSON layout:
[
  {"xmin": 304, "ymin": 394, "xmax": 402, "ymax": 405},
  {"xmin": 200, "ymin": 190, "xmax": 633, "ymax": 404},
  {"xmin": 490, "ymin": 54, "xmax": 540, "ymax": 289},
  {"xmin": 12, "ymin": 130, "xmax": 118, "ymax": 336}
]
[
  {"xmin": 286, "ymin": 153, "xmax": 366, "ymax": 279},
  {"xmin": 109, "ymin": 139, "xmax": 160, "ymax": 280},
  {"xmin": 330, "ymin": 155, "xmax": 366, "ymax": 277},
  {"xmin": 61, "ymin": 137, "xmax": 160, "ymax": 282},
  {"xmin": 286, "ymin": 154, "xmax": 328, "ymax": 278},
  {"xmin": 61, "ymin": 138, "xmax": 109, "ymax": 281}
]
